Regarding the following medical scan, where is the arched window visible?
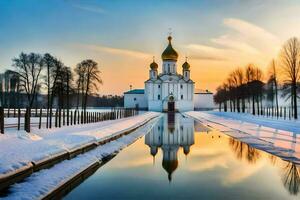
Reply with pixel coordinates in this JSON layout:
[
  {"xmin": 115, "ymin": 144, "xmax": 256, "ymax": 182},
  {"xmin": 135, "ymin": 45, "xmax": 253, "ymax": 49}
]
[
  {"xmin": 158, "ymin": 94, "xmax": 161, "ymax": 100},
  {"xmin": 181, "ymin": 95, "xmax": 183, "ymax": 100}
]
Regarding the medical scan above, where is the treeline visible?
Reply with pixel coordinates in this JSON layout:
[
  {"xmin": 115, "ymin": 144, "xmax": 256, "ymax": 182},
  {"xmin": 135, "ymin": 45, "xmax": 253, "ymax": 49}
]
[
  {"xmin": 0, "ymin": 52, "xmax": 124, "ymax": 127},
  {"xmin": 214, "ymin": 37, "xmax": 300, "ymax": 119}
]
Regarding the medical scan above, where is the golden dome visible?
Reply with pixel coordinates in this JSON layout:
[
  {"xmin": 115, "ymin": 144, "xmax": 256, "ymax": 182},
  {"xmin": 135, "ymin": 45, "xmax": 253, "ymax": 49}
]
[
  {"xmin": 161, "ymin": 36, "xmax": 178, "ymax": 61},
  {"xmin": 182, "ymin": 61, "xmax": 190, "ymax": 70},
  {"xmin": 150, "ymin": 61, "xmax": 158, "ymax": 70},
  {"xmin": 162, "ymin": 159, "xmax": 178, "ymax": 182}
]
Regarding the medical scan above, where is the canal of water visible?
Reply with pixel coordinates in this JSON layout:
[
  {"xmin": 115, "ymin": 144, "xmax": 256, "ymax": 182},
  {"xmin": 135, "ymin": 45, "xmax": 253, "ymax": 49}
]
[{"xmin": 64, "ymin": 114, "xmax": 300, "ymax": 200}]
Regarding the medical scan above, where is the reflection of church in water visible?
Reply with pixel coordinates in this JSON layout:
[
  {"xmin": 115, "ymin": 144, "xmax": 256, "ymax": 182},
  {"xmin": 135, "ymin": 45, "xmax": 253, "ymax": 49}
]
[{"xmin": 145, "ymin": 114, "xmax": 194, "ymax": 181}]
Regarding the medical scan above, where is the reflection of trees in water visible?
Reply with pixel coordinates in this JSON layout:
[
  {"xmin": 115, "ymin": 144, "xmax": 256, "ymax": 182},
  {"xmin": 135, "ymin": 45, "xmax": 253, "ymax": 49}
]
[
  {"xmin": 282, "ymin": 162, "xmax": 300, "ymax": 195},
  {"xmin": 269, "ymin": 155, "xmax": 300, "ymax": 195},
  {"xmin": 269, "ymin": 154, "xmax": 277, "ymax": 165},
  {"xmin": 229, "ymin": 138, "xmax": 261, "ymax": 164}
]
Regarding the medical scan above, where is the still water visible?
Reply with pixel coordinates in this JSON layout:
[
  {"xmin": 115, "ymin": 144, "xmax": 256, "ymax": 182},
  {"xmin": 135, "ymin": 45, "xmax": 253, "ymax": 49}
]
[{"xmin": 65, "ymin": 114, "xmax": 300, "ymax": 200}]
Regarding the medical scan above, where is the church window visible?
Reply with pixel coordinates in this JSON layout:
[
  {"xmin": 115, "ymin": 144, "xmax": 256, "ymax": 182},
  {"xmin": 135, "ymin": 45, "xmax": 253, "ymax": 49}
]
[
  {"xmin": 134, "ymin": 98, "xmax": 137, "ymax": 101},
  {"xmin": 181, "ymin": 95, "xmax": 183, "ymax": 100},
  {"xmin": 185, "ymin": 72, "xmax": 188, "ymax": 77},
  {"xmin": 180, "ymin": 84, "xmax": 183, "ymax": 89},
  {"xmin": 158, "ymin": 95, "xmax": 161, "ymax": 100},
  {"xmin": 158, "ymin": 85, "xmax": 160, "ymax": 88}
]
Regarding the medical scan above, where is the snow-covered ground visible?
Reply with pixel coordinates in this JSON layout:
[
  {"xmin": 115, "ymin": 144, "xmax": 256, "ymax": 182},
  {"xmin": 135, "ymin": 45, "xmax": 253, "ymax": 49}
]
[
  {"xmin": 2, "ymin": 117, "xmax": 159, "ymax": 200},
  {"xmin": 0, "ymin": 112, "xmax": 160, "ymax": 179},
  {"xmin": 209, "ymin": 111, "xmax": 300, "ymax": 133},
  {"xmin": 185, "ymin": 111, "xmax": 300, "ymax": 164}
]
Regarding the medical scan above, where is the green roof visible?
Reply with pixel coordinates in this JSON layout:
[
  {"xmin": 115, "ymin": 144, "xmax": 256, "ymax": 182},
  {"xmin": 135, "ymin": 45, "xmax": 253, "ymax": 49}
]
[{"xmin": 124, "ymin": 89, "xmax": 145, "ymax": 94}]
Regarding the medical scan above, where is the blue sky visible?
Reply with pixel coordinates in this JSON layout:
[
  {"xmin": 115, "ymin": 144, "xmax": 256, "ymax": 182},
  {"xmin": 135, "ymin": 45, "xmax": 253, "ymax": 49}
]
[{"xmin": 1, "ymin": 0, "xmax": 300, "ymax": 94}]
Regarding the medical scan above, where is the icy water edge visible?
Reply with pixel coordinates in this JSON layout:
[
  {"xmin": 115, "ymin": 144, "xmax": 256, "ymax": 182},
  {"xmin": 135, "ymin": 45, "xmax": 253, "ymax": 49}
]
[{"xmin": 65, "ymin": 113, "xmax": 300, "ymax": 200}]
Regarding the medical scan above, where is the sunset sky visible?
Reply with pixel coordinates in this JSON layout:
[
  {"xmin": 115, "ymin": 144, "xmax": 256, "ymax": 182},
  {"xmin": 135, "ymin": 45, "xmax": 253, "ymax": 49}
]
[{"xmin": 1, "ymin": 0, "xmax": 300, "ymax": 95}]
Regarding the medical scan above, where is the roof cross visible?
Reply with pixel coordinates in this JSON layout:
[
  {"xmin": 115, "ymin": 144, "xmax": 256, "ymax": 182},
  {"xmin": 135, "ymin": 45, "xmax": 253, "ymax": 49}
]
[{"xmin": 168, "ymin": 28, "xmax": 172, "ymax": 37}]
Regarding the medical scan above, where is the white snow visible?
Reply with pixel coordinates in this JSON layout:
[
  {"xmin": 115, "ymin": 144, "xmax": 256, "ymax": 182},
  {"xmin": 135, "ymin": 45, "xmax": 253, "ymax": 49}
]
[
  {"xmin": 0, "ymin": 112, "xmax": 160, "ymax": 178},
  {"xmin": 3, "ymin": 117, "xmax": 159, "ymax": 200},
  {"xmin": 207, "ymin": 111, "xmax": 300, "ymax": 133},
  {"xmin": 185, "ymin": 111, "xmax": 300, "ymax": 164}
]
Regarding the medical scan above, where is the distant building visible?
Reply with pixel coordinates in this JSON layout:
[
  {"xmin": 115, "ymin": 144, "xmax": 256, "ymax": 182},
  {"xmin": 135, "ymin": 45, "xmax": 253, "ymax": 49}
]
[
  {"xmin": 194, "ymin": 89, "xmax": 214, "ymax": 110},
  {"xmin": 124, "ymin": 89, "xmax": 147, "ymax": 110},
  {"xmin": 124, "ymin": 36, "xmax": 214, "ymax": 111}
]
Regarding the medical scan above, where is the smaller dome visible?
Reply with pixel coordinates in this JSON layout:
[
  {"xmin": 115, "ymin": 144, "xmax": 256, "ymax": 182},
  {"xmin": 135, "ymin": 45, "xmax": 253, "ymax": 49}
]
[
  {"xmin": 182, "ymin": 61, "xmax": 190, "ymax": 70},
  {"xmin": 150, "ymin": 61, "xmax": 158, "ymax": 70},
  {"xmin": 183, "ymin": 146, "xmax": 190, "ymax": 155},
  {"xmin": 150, "ymin": 146, "xmax": 158, "ymax": 156}
]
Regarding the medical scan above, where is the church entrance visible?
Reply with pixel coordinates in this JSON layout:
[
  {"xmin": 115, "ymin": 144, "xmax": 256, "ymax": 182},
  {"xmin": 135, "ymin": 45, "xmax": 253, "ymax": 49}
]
[
  {"xmin": 168, "ymin": 102, "xmax": 175, "ymax": 112},
  {"xmin": 167, "ymin": 96, "xmax": 175, "ymax": 112}
]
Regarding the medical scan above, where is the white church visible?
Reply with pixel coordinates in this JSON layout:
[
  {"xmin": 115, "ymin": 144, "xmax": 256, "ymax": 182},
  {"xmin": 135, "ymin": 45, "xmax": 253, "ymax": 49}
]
[{"xmin": 124, "ymin": 36, "xmax": 214, "ymax": 112}]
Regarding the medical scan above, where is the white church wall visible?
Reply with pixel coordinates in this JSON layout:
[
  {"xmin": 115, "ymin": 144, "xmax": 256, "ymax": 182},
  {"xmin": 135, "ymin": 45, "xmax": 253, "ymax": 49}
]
[
  {"xmin": 194, "ymin": 93, "xmax": 214, "ymax": 109},
  {"xmin": 124, "ymin": 93, "xmax": 147, "ymax": 109},
  {"xmin": 148, "ymin": 100, "xmax": 163, "ymax": 112},
  {"xmin": 163, "ymin": 61, "xmax": 177, "ymax": 74}
]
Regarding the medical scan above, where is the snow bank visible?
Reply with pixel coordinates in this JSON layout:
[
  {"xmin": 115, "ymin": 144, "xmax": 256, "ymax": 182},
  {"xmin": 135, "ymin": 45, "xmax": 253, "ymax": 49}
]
[
  {"xmin": 3, "ymin": 117, "xmax": 159, "ymax": 200},
  {"xmin": 209, "ymin": 111, "xmax": 300, "ymax": 133},
  {"xmin": 185, "ymin": 111, "xmax": 300, "ymax": 164},
  {"xmin": 0, "ymin": 112, "xmax": 160, "ymax": 178}
]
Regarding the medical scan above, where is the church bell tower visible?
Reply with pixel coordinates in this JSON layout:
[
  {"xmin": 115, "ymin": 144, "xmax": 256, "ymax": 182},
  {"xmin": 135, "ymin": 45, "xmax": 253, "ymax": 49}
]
[{"xmin": 161, "ymin": 36, "xmax": 178, "ymax": 75}]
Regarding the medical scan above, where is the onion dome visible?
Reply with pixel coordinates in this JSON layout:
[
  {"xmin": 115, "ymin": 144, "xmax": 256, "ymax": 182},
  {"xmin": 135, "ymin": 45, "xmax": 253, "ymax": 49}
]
[
  {"xmin": 161, "ymin": 36, "xmax": 178, "ymax": 61},
  {"xmin": 183, "ymin": 146, "xmax": 190, "ymax": 155},
  {"xmin": 182, "ymin": 61, "xmax": 190, "ymax": 70},
  {"xmin": 150, "ymin": 146, "xmax": 158, "ymax": 157},
  {"xmin": 162, "ymin": 159, "xmax": 178, "ymax": 182},
  {"xmin": 150, "ymin": 61, "xmax": 158, "ymax": 70}
]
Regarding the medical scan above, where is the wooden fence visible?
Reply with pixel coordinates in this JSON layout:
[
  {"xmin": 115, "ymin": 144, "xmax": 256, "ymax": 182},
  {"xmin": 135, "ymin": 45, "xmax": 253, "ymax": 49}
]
[
  {"xmin": 219, "ymin": 106, "xmax": 296, "ymax": 120},
  {"xmin": 0, "ymin": 107, "xmax": 138, "ymax": 134}
]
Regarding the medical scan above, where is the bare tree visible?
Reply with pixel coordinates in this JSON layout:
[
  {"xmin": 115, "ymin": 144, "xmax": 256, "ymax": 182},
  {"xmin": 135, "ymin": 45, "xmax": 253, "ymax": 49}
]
[
  {"xmin": 214, "ymin": 84, "xmax": 228, "ymax": 111},
  {"xmin": 215, "ymin": 64, "xmax": 264, "ymax": 115},
  {"xmin": 267, "ymin": 59, "xmax": 279, "ymax": 116},
  {"xmin": 76, "ymin": 59, "xmax": 102, "ymax": 110},
  {"xmin": 12, "ymin": 52, "xmax": 43, "ymax": 108},
  {"xmin": 43, "ymin": 53, "xmax": 56, "ymax": 128},
  {"xmin": 245, "ymin": 64, "xmax": 256, "ymax": 112},
  {"xmin": 230, "ymin": 68, "xmax": 244, "ymax": 112},
  {"xmin": 74, "ymin": 63, "xmax": 86, "ymax": 109},
  {"xmin": 280, "ymin": 37, "xmax": 300, "ymax": 119},
  {"xmin": 49, "ymin": 58, "xmax": 64, "ymax": 128}
]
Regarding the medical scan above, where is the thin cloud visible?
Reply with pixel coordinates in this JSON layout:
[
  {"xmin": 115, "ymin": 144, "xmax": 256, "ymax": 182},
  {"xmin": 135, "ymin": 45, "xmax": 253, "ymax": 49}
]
[
  {"xmin": 74, "ymin": 43, "xmax": 151, "ymax": 59},
  {"xmin": 72, "ymin": 4, "xmax": 105, "ymax": 14},
  {"xmin": 223, "ymin": 18, "xmax": 279, "ymax": 43},
  {"xmin": 190, "ymin": 55, "xmax": 228, "ymax": 62},
  {"xmin": 186, "ymin": 18, "xmax": 281, "ymax": 66}
]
